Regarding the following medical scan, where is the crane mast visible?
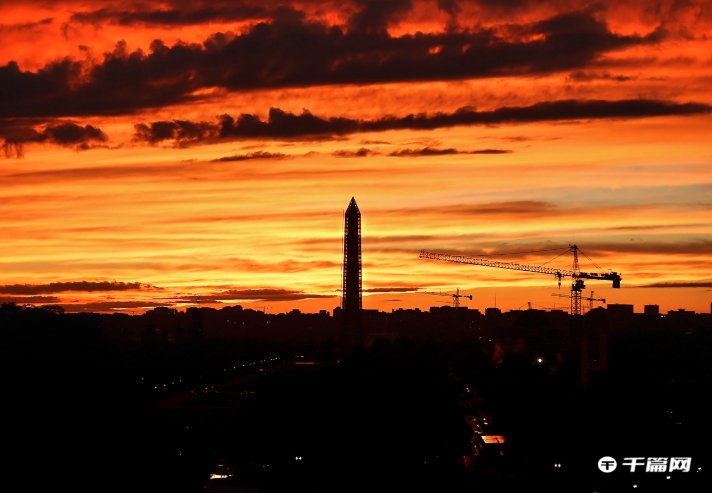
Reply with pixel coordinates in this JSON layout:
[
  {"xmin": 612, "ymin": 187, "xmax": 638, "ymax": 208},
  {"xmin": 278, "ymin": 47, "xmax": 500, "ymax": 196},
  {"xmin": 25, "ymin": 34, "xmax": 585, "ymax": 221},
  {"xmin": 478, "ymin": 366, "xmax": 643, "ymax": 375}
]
[
  {"xmin": 451, "ymin": 288, "xmax": 473, "ymax": 309},
  {"xmin": 571, "ymin": 244, "xmax": 583, "ymax": 316},
  {"xmin": 419, "ymin": 245, "xmax": 621, "ymax": 316}
]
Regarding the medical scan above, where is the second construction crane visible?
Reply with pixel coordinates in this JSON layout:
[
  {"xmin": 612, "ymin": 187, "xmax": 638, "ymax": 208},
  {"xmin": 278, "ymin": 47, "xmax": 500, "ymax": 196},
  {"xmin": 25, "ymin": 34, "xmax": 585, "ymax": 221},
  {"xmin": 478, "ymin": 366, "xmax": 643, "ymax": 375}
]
[
  {"xmin": 419, "ymin": 245, "xmax": 621, "ymax": 316},
  {"xmin": 423, "ymin": 288, "xmax": 473, "ymax": 308}
]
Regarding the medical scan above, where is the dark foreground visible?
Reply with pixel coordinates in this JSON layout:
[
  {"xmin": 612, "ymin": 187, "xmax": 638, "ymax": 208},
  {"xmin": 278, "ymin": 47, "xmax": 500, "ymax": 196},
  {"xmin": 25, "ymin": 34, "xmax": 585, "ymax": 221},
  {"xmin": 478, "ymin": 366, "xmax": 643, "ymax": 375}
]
[{"xmin": 1, "ymin": 303, "xmax": 711, "ymax": 492}]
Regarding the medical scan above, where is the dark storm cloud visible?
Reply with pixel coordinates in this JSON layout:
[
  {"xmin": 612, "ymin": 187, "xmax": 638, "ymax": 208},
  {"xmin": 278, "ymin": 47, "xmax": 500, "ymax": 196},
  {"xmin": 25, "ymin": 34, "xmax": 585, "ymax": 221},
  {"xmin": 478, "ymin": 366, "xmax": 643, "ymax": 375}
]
[
  {"xmin": 40, "ymin": 123, "xmax": 106, "ymax": 145},
  {"xmin": 389, "ymin": 147, "xmax": 462, "ymax": 157},
  {"xmin": 70, "ymin": 4, "xmax": 269, "ymax": 26},
  {"xmin": 471, "ymin": 148, "xmax": 513, "ymax": 154},
  {"xmin": 468, "ymin": 0, "xmax": 531, "ymax": 9},
  {"xmin": 134, "ymin": 108, "xmax": 358, "ymax": 144},
  {"xmin": 0, "ymin": 296, "xmax": 61, "ymax": 304},
  {"xmin": 1, "ymin": 122, "xmax": 107, "ymax": 157},
  {"xmin": 133, "ymin": 99, "xmax": 711, "ymax": 145},
  {"xmin": 70, "ymin": 0, "xmax": 412, "ymax": 32},
  {"xmin": 161, "ymin": 286, "xmax": 337, "ymax": 304},
  {"xmin": 59, "ymin": 301, "xmax": 171, "ymax": 312},
  {"xmin": 132, "ymin": 118, "xmax": 216, "ymax": 146},
  {"xmin": 363, "ymin": 287, "xmax": 420, "ymax": 293},
  {"xmin": 210, "ymin": 288, "xmax": 332, "ymax": 301},
  {"xmin": 47, "ymin": 287, "xmax": 335, "ymax": 312},
  {"xmin": 437, "ymin": 0, "xmax": 462, "ymax": 17},
  {"xmin": 388, "ymin": 147, "xmax": 511, "ymax": 156},
  {"xmin": 0, "ymin": 17, "xmax": 53, "ymax": 32},
  {"xmin": 332, "ymin": 147, "xmax": 375, "ymax": 157},
  {"xmin": 641, "ymin": 281, "xmax": 712, "ymax": 288},
  {"xmin": 0, "ymin": 281, "xmax": 151, "ymax": 295},
  {"xmin": 0, "ymin": 46, "xmax": 199, "ymax": 118},
  {"xmin": 568, "ymin": 70, "xmax": 634, "ymax": 81},
  {"xmin": 212, "ymin": 151, "xmax": 289, "ymax": 162},
  {"xmin": 349, "ymin": 0, "xmax": 412, "ymax": 34},
  {"xmin": 0, "ymin": 11, "xmax": 667, "ymax": 118}
]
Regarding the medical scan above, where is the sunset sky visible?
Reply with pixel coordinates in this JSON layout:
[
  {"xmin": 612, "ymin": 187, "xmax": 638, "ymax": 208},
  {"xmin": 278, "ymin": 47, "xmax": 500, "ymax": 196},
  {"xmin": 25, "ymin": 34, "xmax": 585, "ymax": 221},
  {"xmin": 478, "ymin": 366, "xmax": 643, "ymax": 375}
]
[{"xmin": 1, "ymin": 0, "xmax": 711, "ymax": 314}]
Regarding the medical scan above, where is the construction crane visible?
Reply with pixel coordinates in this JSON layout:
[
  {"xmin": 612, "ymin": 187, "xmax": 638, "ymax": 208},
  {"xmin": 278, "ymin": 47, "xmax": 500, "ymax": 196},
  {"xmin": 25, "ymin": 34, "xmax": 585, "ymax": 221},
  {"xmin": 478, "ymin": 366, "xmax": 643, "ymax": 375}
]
[
  {"xmin": 423, "ymin": 288, "xmax": 473, "ymax": 308},
  {"xmin": 552, "ymin": 289, "xmax": 606, "ymax": 313},
  {"xmin": 585, "ymin": 290, "xmax": 606, "ymax": 312},
  {"xmin": 419, "ymin": 244, "xmax": 621, "ymax": 316}
]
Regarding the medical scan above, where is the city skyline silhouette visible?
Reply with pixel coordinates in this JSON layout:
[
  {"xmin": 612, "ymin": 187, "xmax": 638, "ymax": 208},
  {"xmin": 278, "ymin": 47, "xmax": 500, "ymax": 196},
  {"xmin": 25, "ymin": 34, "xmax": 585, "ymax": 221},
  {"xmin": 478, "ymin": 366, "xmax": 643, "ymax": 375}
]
[{"xmin": 1, "ymin": 4, "xmax": 711, "ymax": 490}]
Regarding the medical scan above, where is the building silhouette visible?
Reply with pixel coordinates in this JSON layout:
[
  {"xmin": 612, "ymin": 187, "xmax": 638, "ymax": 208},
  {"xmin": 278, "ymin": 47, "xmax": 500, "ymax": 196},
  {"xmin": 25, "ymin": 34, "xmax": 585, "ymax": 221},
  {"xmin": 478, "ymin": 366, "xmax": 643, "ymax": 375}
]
[
  {"xmin": 644, "ymin": 304, "xmax": 660, "ymax": 316},
  {"xmin": 341, "ymin": 197, "xmax": 362, "ymax": 344}
]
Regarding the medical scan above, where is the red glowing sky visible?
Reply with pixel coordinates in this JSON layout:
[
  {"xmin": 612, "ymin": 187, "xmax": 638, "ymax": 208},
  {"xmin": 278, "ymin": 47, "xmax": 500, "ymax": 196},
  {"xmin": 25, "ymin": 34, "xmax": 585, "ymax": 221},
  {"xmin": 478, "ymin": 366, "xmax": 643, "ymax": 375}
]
[{"xmin": 1, "ymin": 0, "xmax": 711, "ymax": 313}]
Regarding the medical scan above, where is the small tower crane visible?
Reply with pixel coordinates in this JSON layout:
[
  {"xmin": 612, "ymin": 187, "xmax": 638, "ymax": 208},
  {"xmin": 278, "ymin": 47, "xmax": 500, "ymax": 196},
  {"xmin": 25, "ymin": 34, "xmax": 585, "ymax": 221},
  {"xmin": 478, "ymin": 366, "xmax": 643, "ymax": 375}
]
[
  {"xmin": 423, "ymin": 288, "xmax": 473, "ymax": 308},
  {"xmin": 585, "ymin": 290, "xmax": 606, "ymax": 312}
]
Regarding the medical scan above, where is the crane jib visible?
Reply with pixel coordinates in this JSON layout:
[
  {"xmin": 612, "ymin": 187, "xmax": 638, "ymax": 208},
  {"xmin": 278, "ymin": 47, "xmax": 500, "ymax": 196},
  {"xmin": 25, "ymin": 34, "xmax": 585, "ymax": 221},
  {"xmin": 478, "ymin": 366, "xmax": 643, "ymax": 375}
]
[{"xmin": 419, "ymin": 250, "xmax": 621, "ymax": 289}]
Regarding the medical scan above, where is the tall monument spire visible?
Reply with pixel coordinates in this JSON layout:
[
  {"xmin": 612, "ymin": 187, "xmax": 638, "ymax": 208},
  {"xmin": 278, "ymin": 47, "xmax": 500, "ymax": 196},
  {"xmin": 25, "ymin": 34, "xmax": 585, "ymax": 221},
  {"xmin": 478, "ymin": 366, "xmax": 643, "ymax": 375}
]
[{"xmin": 342, "ymin": 197, "xmax": 362, "ymax": 329}]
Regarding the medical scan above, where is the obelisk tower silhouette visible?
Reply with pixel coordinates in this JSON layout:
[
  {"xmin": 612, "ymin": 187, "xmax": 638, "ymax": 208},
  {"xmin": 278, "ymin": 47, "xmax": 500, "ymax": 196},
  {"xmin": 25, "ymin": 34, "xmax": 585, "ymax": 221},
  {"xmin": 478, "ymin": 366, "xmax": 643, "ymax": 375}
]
[{"xmin": 341, "ymin": 197, "xmax": 362, "ymax": 345}]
